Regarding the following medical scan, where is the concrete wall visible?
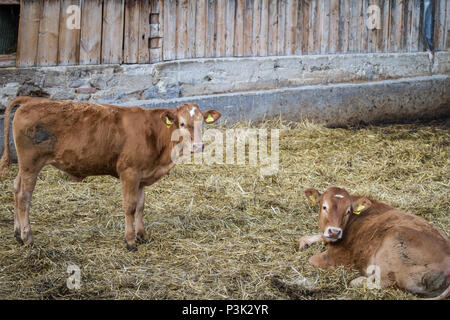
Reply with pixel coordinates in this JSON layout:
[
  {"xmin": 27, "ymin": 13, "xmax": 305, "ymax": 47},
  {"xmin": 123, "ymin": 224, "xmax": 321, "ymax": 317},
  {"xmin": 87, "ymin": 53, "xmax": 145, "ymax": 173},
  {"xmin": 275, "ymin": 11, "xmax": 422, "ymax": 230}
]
[{"xmin": 1, "ymin": 52, "xmax": 449, "ymax": 160}]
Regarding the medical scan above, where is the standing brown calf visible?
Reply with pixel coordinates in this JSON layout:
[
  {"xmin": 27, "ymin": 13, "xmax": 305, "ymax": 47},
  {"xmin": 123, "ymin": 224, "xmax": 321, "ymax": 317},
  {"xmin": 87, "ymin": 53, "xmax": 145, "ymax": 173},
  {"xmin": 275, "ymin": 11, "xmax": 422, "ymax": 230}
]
[
  {"xmin": 0, "ymin": 96, "xmax": 221, "ymax": 251},
  {"xmin": 299, "ymin": 187, "xmax": 450, "ymax": 299}
]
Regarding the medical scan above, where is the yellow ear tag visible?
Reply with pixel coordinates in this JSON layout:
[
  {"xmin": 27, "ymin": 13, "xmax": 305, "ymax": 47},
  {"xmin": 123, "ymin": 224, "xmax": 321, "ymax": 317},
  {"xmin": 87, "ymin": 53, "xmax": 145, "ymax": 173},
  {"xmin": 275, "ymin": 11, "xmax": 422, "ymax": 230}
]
[
  {"xmin": 165, "ymin": 116, "xmax": 173, "ymax": 128},
  {"xmin": 206, "ymin": 114, "xmax": 214, "ymax": 125},
  {"xmin": 309, "ymin": 195, "xmax": 316, "ymax": 206},
  {"xmin": 353, "ymin": 204, "xmax": 365, "ymax": 215}
]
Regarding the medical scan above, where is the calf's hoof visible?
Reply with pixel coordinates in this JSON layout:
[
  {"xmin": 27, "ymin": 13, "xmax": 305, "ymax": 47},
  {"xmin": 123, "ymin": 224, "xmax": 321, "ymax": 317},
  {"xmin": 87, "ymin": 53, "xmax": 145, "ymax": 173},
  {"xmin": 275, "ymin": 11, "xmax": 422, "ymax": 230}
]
[
  {"xmin": 136, "ymin": 234, "xmax": 148, "ymax": 244},
  {"xmin": 14, "ymin": 231, "xmax": 24, "ymax": 245},
  {"xmin": 124, "ymin": 239, "xmax": 137, "ymax": 252}
]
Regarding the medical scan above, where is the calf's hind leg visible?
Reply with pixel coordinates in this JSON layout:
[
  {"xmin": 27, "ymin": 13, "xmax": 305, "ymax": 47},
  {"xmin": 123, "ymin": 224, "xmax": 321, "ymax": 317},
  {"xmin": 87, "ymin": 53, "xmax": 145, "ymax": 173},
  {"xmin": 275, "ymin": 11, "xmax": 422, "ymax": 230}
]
[
  {"xmin": 135, "ymin": 186, "xmax": 148, "ymax": 244},
  {"xmin": 15, "ymin": 170, "xmax": 39, "ymax": 245}
]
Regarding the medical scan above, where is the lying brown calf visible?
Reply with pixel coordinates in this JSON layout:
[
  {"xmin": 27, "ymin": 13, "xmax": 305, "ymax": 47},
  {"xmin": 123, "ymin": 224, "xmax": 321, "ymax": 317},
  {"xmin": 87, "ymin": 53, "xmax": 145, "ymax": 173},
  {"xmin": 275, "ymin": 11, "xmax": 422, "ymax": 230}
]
[
  {"xmin": 299, "ymin": 187, "xmax": 450, "ymax": 299},
  {"xmin": 0, "ymin": 96, "xmax": 220, "ymax": 251}
]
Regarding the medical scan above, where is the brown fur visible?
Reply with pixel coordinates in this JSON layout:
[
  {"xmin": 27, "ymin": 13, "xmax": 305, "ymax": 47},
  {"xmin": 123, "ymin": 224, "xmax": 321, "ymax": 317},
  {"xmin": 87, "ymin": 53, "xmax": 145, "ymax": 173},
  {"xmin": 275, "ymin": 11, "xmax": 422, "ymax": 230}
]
[
  {"xmin": 300, "ymin": 187, "xmax": 450, "ymax": 299},
  {"xmin": 0, "ymin": 96, "xmax": 220, "ymax": 250}
]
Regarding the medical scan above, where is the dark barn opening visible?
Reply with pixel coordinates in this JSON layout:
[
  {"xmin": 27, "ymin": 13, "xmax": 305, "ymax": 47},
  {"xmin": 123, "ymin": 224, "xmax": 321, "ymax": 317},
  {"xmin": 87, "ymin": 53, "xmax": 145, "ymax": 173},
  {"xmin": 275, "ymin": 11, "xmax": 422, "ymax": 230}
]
[{"xmin": 0, "ymin": 4, "xmax": 19, "ymax": 55}]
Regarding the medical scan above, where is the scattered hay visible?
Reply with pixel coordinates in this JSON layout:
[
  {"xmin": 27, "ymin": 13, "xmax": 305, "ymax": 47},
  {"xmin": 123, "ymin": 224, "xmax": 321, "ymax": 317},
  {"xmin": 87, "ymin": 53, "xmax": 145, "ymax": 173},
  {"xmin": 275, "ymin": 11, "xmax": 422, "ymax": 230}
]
[{"xmin": 0, "ymin": 119, "xmax": 448, "ymax": 299}]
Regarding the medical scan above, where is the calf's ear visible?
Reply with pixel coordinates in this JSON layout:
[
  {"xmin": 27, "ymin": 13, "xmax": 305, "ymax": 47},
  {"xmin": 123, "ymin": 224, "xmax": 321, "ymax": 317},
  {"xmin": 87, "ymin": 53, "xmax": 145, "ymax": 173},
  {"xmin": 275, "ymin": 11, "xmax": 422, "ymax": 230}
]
[
  {"xmin": 202, "ymin": 110, "xmax": 221, "ymax": 125},
  {"xmin": 161, "ymin": 110, "xmax": 178, "ymax": 128},
  {"xmin": 352, "ymin": 197, "xmax": 372, "ymax": 215},
  {"xmin": 304, "ymin": 188, "xmax": 321, "ymax": 206}
]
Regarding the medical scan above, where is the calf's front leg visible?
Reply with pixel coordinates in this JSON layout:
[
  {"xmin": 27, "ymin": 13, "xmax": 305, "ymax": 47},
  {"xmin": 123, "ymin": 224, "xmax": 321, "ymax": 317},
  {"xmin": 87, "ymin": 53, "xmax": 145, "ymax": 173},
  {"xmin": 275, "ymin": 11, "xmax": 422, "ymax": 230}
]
[
  {"xmin": 299, "ymin": 234, "xmax": 322, "ymax": 250},
  {"xmin": 120, "ymin": 171, "xmax": 140, "ymax": 251}
]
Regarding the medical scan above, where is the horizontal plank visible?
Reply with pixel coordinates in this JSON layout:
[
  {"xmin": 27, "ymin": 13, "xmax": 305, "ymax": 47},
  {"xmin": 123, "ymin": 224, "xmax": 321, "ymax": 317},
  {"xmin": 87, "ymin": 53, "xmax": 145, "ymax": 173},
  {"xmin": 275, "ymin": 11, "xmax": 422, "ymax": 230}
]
[{"xmin": 0, "ymin": 53, "xmax": 16, "ymax": 67}]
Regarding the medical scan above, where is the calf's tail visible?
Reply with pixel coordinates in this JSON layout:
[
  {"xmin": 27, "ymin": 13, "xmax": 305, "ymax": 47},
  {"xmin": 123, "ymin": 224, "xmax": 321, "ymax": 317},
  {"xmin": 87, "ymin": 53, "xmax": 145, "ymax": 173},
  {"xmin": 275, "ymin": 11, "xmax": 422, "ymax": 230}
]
[{"xmin": 0, "ymin": 97, "xmax": 28, "ymax": 179}]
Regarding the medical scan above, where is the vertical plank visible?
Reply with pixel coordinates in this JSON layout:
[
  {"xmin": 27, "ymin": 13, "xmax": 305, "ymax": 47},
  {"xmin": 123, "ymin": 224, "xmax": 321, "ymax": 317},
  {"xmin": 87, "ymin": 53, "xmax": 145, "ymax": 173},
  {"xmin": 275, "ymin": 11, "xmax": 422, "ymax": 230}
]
[
  {"xmin": 195, "ymin": 0, "xmax": 207, "ymax": 57},
  {"xmin": 349, "ymin": 0, "xmax": 360, "ymax": 52},
  {"xmin": 243, "ymin": 0, "xmax": 253, "ymax": 56},
  {"xmin": 285, "ymin": 0, "xmax": 297, "ymax": 55},
  {"xmin": 186, "ymin": 0, "xmax": 197, "ymax": 58},
  {"xmin": 252, "ymin": 0, "xmax": 262, "ymax": 56},
  {"xmin": 446, "ymin": 0, "xmax": 450, "ymax": 50},
  {"xmin": 367, "ymin": 0, "xmax": 379, "ymax": 53},
  {"xmin": 163, "ymin": 0, "xmax": 176, "ymax": 60},
  {"xmin": 308, "ymin": 0, "xmax": 316, "ymax": 53},
  {"xmin": 360, "ymin": 0, "xmax": 369, "ymax": 53},
  {"xmin": 409, "ymin": 0, "xmax": 420, "ymax": 51},
  {"xmin": 176, "ymin": 0, "xmax": 188, "ymax": 59},
  {"xmin": 259, "ymin": 0, "xmax": 269, "ymax": 55},
  {"xmin": 390, "ymin": 0, "xmax": 404, "ymax": 52},
  {"xmin": 150, "ymin": 0, "xmax": 164, "ymax": 63},
  {"xmin": 102, "ymin": 0, "xmax": 124, "ymax": 64},
  {"xmin": 277, "ymin": 0, "xmax": 286, "ymax": 55},
  {"xmin": 206, "ymin": 0, "xmax": 216, "ymax": 57},
  {"xmin": 329, "ymin": 0, "xmax": 340, "ymax": 53},
  {"xmin": 80, "ymin": 0, "xmax": 102, "ymax": 65},
  {"xmin": 138, "ymin": 0, "xmax": 150, "ymax": 64},
  {"xmin": 17, "ymin": 0, "xmax": 42, "ymax": 67},
  {"xmin": 124, "ymin": 0, "xmax": 140, "ymax": 64},
  {"xmin": 340, "ymin": 0, "xmax": 351, "ymax": 53},
  {"xmin": 225, "ymin": 0, "xmax": 236, "ymax": 56},
  {"xmin": 216, "ymin": 0, "xmax": 226, "ymax": 57},
  {"xmin": 301, "ymin": 0, "xmax": 309, "ymax": 54},
  {"xmin": 318, "ymin": 0, "xmax": 326, "ymax": 54},
  {"xmin": 376, "ymin": 0, "xmax": 387, "ymax": 52},
  {"xmin": 404, "ymin": 0, "xmax": 413, "ymax": 52},
  {"xmin": 37, "ymin": 0, "xmax": 60, "ymax": 66},
  {"xmin": 436, "ymin": 0, "xmax": 447, "ymax": 50},
  {"xmin": 267, "ymin": 0, "xmax": 278, "ymax": 55},
  {"xmin": 295, "ymin": 0, "xmax": 303, "ymax": 54},
  {"xmin": 58, "ymin": 0, "xmax": 81, "ymax": 65},
  {"xmin": 234, "ymin": 0, "xmax": 245, "ymax": 56}
]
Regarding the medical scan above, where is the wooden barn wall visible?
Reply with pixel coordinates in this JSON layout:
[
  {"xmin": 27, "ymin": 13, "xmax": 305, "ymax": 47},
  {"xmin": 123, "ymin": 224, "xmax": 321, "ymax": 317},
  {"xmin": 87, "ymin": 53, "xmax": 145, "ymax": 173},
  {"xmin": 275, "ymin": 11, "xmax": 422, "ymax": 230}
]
[{"xmin": 16, "ymin": 0, "xmax": 450, "ymax": 67}]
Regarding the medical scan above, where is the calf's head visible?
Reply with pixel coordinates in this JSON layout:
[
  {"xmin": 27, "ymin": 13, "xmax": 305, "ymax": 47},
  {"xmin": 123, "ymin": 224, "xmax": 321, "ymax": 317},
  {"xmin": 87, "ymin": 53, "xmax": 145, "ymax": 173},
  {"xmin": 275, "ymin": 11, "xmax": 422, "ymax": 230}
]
[
  {"xmin": 304, "ymin": 187, "xmax": 371, "ymax": 243},
  {"xmin": 161, "ymin": 103, "xmax": 221, "ymax": 154}
]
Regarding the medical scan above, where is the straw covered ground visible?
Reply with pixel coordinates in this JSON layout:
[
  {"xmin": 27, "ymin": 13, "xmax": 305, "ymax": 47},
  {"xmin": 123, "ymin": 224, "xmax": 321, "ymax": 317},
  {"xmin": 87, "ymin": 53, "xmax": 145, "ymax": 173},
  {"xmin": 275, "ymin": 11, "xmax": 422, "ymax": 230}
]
[{"xmin": 0, "ymin": 119, "xmax": 448, "ymax": 300}]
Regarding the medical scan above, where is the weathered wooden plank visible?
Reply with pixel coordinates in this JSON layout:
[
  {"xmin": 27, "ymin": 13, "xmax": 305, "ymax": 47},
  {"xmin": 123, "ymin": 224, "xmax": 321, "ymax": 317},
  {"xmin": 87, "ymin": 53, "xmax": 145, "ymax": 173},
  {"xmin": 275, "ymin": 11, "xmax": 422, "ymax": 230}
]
[
  {"xmin": 301, "ymin": 0, "xmax": 309, "ymax": 54},
  {"xmin": 295, "ymin": 0, "xmax": 304, "ymax": 55},
  {"xmin": 359, "ymin": 0, "xmax": 368, "ymax": 52},
  {"xmin": 186, "ymin": 0, "xmax": 197, "ymax": 58},
  {"xmin": 349, "ymin": 0, "xmax": 359, "ymax": 52},
  {"xmin": 206, "ymin": 0, "xmax": 216, "ymax": 57},
  {"xmin": 149, "ymin": 0, "xmax": 163, "ymax": 63},
  {"xmin": 58, "ymin": 0, "xmax": 81, "ymax": 65},
  {"xmin": 284, "ymin": 0, "xmax": 296, "ymax": 55},
  {"xmin": 195, "ymin": 0, "xmax": 207, "ymax": 57},
  {"xmin": 252, "ymin": 0, "xmax": 262, "ymax": 56},
  {"xmin": 259, "ymin": 0, "xmax": 269, "ymax": 55},
  {"xmin": 329, "ymin": 0, "xmax": 339, "ymax": 53},
  {"xmin": 446, "ymin": 0, "xmax": 450, "ymax": 50},
  {"xmin": 102, "ymin": 0, "xmax": 124, "ymax": 64},
  {"xmin": 37, "ymin": 0, "xmax": 60, "ymax": 66},
  {"xmin": 267, "ymin": 0, "xmax": 278, "ymax": 55},
  {"xmin": 409, "ymin": 0, "xmax": 420, "ymax": 51},
  {"xmin": 277, "ymin": 0, "xmax": 286, "ymax": 55},
  {"xmin": 17, "ymin": 0, "xmax": 42, "ymax": 67},
  {"xmin": 367, "ymin": 0, "xmax": 379, "ymax": 53},
  {"xmin": 317, "ymin": 0, "xmax": 331, "ymax": 54},
  {"xmin": 225, "ymin": 0, "xmax": 236, "ymax": 56},
  {"xmin": 138, "ymin": 0, "xmax": 150, "ymax": 63},
  {"xmin": 340, "ymin": 0, "xmax": 350, "ymax": 53},
  {"xmin": 375, "ymin": 0, "xmax": 386, "ymax": 52},
  {"xmin": 124, "ymin": 0, "xmax": 140, "ymax": 63},
  {"xmin": 163, "ymin": 0, "xmax": 176, "ymax": 60},
  {"xmin": 176, "ymin": 0, "xmax": 188, "ymax": 59},
  {"xmin": 80, "ymin": 0, "xmax": 102, "ymax": 65},
  {"xmin": 216, "ymin": 0, "xmax": 226, "ymax": 57},
  {"xmin": 243, "ymin": 0, "xmax": 253, "ymax": 56},
  {"xmin": 436, "ymin": 0, "xmax": 447, "ymax": 50},
  {"xmin": 235, "ymin": 0, "xmax": 245, "ymax": 56},
  {"xmin": 390, "ymin": 0, "xmax": 404, "ymax": 52}
]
